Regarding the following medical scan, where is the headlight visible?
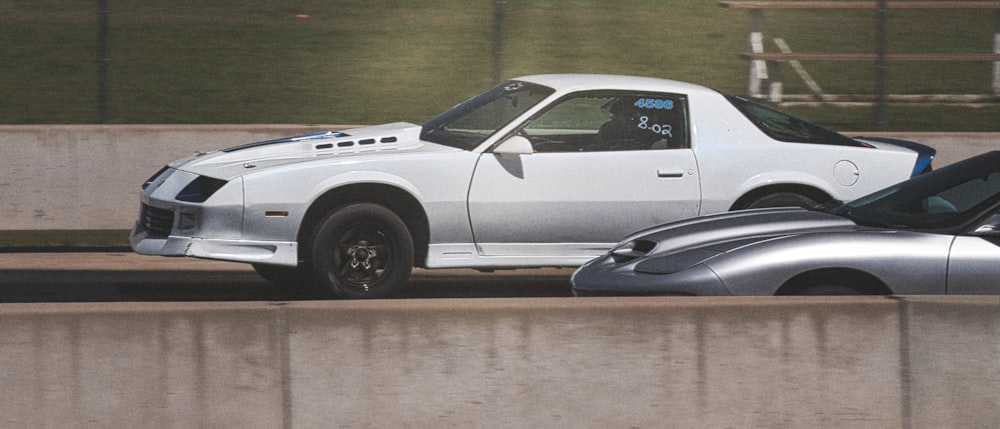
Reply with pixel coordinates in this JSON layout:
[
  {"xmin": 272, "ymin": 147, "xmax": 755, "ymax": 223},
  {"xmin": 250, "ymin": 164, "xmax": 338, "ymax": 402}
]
[{"xmin": 175, "ymin": 176, "xmax": 228, "ymax": 203}]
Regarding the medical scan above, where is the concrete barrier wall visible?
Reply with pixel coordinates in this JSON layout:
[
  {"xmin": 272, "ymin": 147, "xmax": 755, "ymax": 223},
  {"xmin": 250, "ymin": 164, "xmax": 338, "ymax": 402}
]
[
  {"xmin": 0, "ymin": 125, "xmax": 350, "ymax": 231},
  {"xmin": 2, "ymin": 297, "xmax": 999, "ymax": 428},
  {"xmin": 1, "ymin": 125, "xmax": 998, "ymax": 231}
]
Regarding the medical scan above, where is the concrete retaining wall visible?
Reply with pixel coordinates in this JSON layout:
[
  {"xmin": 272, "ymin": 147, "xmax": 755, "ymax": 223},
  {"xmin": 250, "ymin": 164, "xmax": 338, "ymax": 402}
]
[
  {"xmin": 1, "ymin": 125, "xmax": 998, "ymax": 231},
  {"xmin": 0, "ymin": 125, "xmax": 350, "ymax": 231},
  {"xmin": 2, "ymin": 296, "xmax": 999, "ymax": 428}
]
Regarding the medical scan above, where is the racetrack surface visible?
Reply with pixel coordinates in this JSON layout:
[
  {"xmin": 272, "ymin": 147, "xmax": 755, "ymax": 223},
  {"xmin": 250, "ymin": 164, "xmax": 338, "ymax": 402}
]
[{"xmin": 0, "ymin": 252, "xmax": 573, "ymax": 302}]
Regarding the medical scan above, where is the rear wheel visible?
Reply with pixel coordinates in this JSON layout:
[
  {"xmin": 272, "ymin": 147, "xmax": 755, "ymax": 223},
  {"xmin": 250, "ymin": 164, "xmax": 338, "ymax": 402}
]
[
  {"xmin": 309, "ymin": 203, "xmax": 414, "ymax": 299},
  {"xmin": 744, "ymin": 192, "xmax": 818, "ymax": 209}
]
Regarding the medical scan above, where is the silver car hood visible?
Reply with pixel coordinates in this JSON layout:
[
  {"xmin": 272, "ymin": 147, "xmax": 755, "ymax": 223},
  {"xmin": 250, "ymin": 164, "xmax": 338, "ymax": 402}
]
[
  {"xmin": 621, "ymin": 208, "xmax": 860, "ymax": 259},
  {"xmin": 168, "ymin": 122, "xmax": 457, "ymax": 180}
]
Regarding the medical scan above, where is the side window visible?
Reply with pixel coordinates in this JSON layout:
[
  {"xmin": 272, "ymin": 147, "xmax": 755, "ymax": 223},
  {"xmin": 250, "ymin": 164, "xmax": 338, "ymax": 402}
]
[
  {"xmin": 934, "ymin": 171, "xmax": 1000, "ymax": 212},
  {"xmin": 519, "ymin": 92, "xmax": 689, "ymax": 153}
]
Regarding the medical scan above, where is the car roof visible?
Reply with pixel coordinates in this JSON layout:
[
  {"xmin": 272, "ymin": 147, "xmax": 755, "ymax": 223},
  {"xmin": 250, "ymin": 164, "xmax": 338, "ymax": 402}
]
[{"xmin": 513, "ymin": 74, "xmax": 719, "ymax": 96}]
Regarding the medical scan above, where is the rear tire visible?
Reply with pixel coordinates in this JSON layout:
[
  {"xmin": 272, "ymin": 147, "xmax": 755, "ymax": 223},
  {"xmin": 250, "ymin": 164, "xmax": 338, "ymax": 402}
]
[
  {"xmin": 309, "ymin": 203, "xmax": 414, "ymax": 299},
  {"xmin": 744, "ymin": 192, "xmax": 818, "ymax": 209}
]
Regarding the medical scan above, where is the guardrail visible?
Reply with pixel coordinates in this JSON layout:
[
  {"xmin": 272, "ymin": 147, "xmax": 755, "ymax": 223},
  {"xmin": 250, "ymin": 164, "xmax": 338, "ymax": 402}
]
[{"xmin": 720, "ymin": 1, "xmax": 1000, "ymax": 103}]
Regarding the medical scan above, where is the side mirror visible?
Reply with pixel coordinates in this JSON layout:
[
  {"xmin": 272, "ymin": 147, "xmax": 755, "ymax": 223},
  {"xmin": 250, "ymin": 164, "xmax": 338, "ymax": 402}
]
[{"xmin": 492, "ymin": 136, "xmax": 534, "ymax": 156}]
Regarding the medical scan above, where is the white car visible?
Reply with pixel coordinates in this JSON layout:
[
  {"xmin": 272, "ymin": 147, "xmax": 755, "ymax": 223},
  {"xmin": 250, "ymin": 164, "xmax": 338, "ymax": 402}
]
[{"xmin": 130, "ymin": 74, "xmax": 935, "ymax": 298}]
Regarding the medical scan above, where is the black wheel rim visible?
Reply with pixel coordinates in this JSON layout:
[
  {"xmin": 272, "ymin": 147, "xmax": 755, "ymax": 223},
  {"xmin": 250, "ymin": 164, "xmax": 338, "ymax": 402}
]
[{"xmin": 329, "ymin": 222, "xmax": 394, "ymax": 292}]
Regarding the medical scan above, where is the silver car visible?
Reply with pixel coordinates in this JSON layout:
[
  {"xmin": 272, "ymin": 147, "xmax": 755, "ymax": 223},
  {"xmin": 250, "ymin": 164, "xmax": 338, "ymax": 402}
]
[
  {"xmin": 572, "ymin": 151, "xmax": 1000, "ymax": 296},
  {"xmin": 130, "ymin": 74, "xmax": 934, "ymax": 299}
]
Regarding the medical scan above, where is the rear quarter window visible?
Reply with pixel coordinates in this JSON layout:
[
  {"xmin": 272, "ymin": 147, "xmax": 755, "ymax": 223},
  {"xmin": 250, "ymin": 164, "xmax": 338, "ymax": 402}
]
[{"xmin": 723, "ymin": 94, "xmax": 865, "ymax": 147}]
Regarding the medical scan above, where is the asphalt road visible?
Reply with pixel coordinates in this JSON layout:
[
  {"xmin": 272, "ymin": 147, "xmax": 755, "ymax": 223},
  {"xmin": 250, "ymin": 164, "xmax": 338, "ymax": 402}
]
[{"xmin": 0, "ymin": 252, "xmax": 574, "ymax": 302}]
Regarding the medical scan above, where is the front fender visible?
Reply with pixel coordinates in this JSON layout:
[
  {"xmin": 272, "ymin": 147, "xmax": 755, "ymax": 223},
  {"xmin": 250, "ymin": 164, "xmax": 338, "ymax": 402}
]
[
  {"xmin": 240, "ymin": 169, "xmax": 427, "ymax": 243},
  {"xmin": 241, "ymin": 152, "xmax": 480, "ymax": 245},
  {"xmin": 310, "ymin": 170, "xmax": 426, "ymax": 203},
  {"xmin": 705, "ymin": 232, "xmax": 951, "ymax": 295}
]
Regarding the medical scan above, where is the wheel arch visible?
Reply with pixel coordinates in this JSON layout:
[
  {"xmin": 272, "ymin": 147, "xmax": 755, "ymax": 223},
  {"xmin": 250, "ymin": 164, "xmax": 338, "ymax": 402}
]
[
  {"xmin": 774, "ymin": 268, "xmax": 892, "ymax": 295},
  {"xmin": 297, "ymin": 183, "xmax": 430, "ymax": 267},
  {"xmin": 730, "ymin": 183, "xmax": 834, "ymax": 211}
]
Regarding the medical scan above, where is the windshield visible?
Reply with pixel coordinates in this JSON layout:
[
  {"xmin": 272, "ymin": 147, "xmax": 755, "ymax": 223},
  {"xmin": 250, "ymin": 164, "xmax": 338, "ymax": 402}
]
[
  {"xmin": 421, "ymin": 81, "xmax": 554, "ymax": 150},
  {"xmin": 830, "ymin": 152, "xmax": 1000, "ymax": 231},
  {"xmin": 724, "ymin": 94, "xmax": 867, "ymax": 147}
]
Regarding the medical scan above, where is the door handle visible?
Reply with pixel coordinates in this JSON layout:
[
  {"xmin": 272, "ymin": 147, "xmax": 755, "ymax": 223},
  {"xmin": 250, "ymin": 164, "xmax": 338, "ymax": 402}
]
[{"xmin": 657, "ymin": 169, "xmax": 685, "ymax": 178}]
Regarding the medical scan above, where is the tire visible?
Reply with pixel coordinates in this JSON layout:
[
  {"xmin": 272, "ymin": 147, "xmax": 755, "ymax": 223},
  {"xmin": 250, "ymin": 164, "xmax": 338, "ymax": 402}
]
[
  {"xmin": 778, "ymin": 269, "xmax": 887, "ymax": 296},
  {"xmin": 252, "ymin": 263, "xmax": 308, "ymax": 286},
  {"xmin": 309, "ymin": 203, "xmax": 414, "ymax": 299},
  {"xmin": 744, "ymin": 192, "xmax": 818, "ymax": 209},
  {"xmin": 795, "ymin": 285, "xmax": 860, "ymax": 296}
]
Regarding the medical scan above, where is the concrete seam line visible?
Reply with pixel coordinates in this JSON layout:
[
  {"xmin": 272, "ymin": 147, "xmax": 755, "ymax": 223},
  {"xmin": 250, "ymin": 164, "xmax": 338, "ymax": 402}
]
[
  {"xmin": 890, "ymin": 295, "xmax": 914, "ymax": 429},
  {"xmin": 273, "ymin": 303, "xmax": 293, "ymax": 429}
]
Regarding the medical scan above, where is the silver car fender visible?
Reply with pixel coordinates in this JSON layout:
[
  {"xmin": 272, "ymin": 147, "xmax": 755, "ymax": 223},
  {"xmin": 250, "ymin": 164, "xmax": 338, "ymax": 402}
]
[{"xmin": 704, "ymin": 231, "xmax": 953, "ymax": 295}]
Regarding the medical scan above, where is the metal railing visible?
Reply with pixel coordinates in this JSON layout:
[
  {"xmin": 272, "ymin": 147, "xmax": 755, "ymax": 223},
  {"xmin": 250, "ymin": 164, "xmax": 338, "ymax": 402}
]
[{"xmin": 721, "ymin": 1, "xmax": 1000, "ymax": 129}]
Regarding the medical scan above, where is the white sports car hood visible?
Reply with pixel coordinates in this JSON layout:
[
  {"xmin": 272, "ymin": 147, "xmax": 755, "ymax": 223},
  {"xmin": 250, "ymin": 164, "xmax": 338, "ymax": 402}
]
[{"xmin": 168, "ymin": 122, "xmax": 455, "ymax": 180}]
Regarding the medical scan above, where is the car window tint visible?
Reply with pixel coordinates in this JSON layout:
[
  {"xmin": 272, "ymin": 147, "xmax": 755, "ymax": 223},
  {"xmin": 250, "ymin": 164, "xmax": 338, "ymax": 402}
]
[
  {"xmin": 936, "ymin": 171, "xmax": 1000, "ymax": 212},
  {"xmin": 422, "ymin": 81, "xmax": 554, "ymax": 150},
  {"xmin": 833, "ymin": 153, "xmax": 1000, "ymax": 231},
  {"xmin": 723, "ymin": 94, "xmax": 864, "ymax": 147},
  {"xmin": 519, "ymin": 92, "xmax": 689, "ymax": 153}
]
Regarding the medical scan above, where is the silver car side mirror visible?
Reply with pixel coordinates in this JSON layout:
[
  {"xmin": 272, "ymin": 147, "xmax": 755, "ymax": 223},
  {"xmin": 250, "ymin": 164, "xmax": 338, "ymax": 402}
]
[{"xmin": 492, "ymin": 136, "xmax": 534, "ymax": 156}]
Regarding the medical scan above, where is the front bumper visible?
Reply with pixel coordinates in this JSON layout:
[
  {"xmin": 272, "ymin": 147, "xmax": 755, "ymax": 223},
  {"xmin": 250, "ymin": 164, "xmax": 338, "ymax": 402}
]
[
  {"xmin": 130, "ymin": 166, "xmax": 298, "ymax": 266},
  {"xmin": 130, "ymin": 227, "xmax": 298, "ymax": 266},
  {"xmin": 571, "ymin": 255, "xmax": 731, "ymax": 297}
]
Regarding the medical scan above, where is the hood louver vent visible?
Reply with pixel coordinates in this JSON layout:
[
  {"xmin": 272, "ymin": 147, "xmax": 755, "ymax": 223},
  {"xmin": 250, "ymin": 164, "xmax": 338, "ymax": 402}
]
[
  {"xmin": 223, "ymin": 131, "xmax": 349, "ymax": 153},
  {"xmin": 315, "ymin": 135, "xmax": 404, "ymax": 151},
  {"xmin": 610, "ymin": 239, "xmax": 657, "ymax": 263}
]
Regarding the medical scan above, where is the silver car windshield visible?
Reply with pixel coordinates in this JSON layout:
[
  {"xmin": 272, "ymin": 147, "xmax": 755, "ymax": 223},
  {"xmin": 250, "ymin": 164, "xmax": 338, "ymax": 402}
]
[
  {"xmin": 831, "ymin": 152, "xmax": 1000, "ymax": 231},
  {"xmin": 421, "ymin": 81, "xmax": 554, "ymax": 150}
]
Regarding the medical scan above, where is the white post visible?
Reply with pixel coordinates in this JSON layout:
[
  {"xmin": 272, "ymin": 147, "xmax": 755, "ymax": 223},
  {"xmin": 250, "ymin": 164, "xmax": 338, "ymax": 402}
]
[
  {"xmin": 774, "ymin": 38, "xmax": 825, "ymax": 100},
  {"xmin": 749, "ymin": 10, "xmax": 767, "ymax": 98}
]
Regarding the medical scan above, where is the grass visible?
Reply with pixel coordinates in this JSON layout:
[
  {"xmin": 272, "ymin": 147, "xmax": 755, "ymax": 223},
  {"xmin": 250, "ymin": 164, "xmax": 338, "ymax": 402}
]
[{"xmin": 1, "ymin": 0, "xmax": 999, "ymax": 130}]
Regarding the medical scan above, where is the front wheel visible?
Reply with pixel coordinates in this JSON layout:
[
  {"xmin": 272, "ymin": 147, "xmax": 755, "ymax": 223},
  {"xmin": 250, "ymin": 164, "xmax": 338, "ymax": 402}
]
[
  {"xmin": 795, "ymin": 285, "xmax": 861, "ymax": 295},
  {"xmin": 309, "ymin": 203, "xmax": 414, "ymax": 299}
]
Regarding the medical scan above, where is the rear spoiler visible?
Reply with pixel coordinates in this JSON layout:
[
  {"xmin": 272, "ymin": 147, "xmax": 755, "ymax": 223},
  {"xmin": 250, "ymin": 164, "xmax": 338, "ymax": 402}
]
[{"xmin": 853, "ymin": 136, "xmax": 936, "ymax": 176}]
